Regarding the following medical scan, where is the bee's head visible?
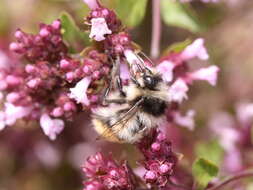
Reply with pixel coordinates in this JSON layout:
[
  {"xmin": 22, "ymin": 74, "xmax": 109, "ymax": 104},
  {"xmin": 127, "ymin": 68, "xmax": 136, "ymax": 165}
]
[{"xmin": 134, "ymin": 69, "xmax": 163, "ymax": 91}]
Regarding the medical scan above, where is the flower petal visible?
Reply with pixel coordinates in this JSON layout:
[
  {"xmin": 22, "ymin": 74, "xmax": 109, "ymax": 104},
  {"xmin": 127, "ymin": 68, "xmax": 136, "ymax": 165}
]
[
  {"xmin": 89, "ymin": 18, "xmax": 112, "ymax": 41},
  {"xmin": 236, "ymin": 102, "xmax": 253, "ymax": 125},
  {"xmin": 120, "ymin": 63, "xmax": 130, "ymax": 81},
  {"xmin": 181, "ymin": 38, "xmax": 209, "ymax": 61},
  {"xmin": 168, "ymin": 79, "xmax": 189, "ymax": 103},
  {"xmin": 174, "ymin": 110, "xmax": 195, "ymax": 130},
  {"xmin": 40, "ymin": 113, "xmax": 64, "ymax": 140},
  {"xmin": 190, "ymin": 65, "xmax": 219, "ymax": 86},
  {"xmin": 83, "ymin": 0, "xmax": 99, "ymax": 10},
  {"xmin": 4, "ymin": 103, "xmax": 32, "ymax": 126},
  {"xmin": 156, "ymin": 61, "xmax": 175, "ymax": 83},
  {"xmin": 69, "ymin": 77, "xmax": 91, "ymax": 106}
]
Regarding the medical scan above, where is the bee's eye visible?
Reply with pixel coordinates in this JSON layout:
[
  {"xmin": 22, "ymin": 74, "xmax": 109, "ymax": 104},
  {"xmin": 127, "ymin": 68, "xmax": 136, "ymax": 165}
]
[{"xmin": 144, "ymin": 75, "xmax": 156, "ymax": 89}]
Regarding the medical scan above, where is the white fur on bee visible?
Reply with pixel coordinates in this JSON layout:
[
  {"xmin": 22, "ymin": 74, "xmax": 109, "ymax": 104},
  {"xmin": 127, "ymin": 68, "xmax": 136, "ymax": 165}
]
[
  {"xmin": 125, "ymin": 82, "xmax": 169, "ymax": 102},
  {"xmin": 92, "ymin": 105, "xmax": 166, "ymax": 143}
]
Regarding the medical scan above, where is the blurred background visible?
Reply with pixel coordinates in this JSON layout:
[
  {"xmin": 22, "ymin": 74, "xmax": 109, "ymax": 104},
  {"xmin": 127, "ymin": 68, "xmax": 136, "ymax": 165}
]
[{"xmin": 0, "ymin": 0, "xmax": 253, "ymax": 189}]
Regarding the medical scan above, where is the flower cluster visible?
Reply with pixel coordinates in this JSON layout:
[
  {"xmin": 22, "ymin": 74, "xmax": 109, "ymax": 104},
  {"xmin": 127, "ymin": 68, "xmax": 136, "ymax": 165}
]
[
  {"xmin": 137, "ymin": 130, "xmax": 178, "ymax": 187},
  {"xmin": 209, "ymin": 102, "xmax": 253, "ymax": 173},
  {"xmin": 82, "ymin": 152, "xmax": 136, "ymax": 190},
  {"xmin": 81, "ymin": 130, "xmax": 178, "ymax": 189},
  {"xmin": 0, "ymin": 20, "xmax": 111, "ymax": 140},
  {"xmin": 0, "ymin": 0, "xmax": 219, "ymax": 143},
  {"xmin": 9, "ymin": 20, "xmax": 68, "ymax": 62},
  {"xmin": 156, "ymin": 38, "xmax": 219, "ymax": 130}
]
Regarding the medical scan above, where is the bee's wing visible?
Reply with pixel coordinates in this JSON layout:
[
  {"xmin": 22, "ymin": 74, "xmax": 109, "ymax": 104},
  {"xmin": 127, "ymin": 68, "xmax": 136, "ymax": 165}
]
[{"xmin": 97, "ymin": 98, "xmax": 144, "ymax": 141}]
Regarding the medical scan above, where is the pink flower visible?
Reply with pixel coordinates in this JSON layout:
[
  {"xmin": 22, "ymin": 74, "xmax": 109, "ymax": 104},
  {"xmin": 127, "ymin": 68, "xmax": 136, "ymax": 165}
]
[
  {"xmin": 181, "ymin": 38, "xmax": 209, "ymax": 61},
  {"xmin": 0, "ymin": 51, "xmax": 9, "ymax": 69},
  {"xmin": 69, "ymin": 77, "xmax": 91, "ymax": 106},
  {"xmin": 174, "ymin": 110, "xmax": 195, "ymax": 130},
  {"xmin": 223, "ymin": 149, "xmax": 242, "ymax": 173},
  {"xmin": 4, "ymin": 103, "xmax": 32, "ymax": 126},
  {"xmin": 209, "ymin": 112, "xmax": 240, "ymax": 151},
  {"xmin": 89, "ymin": 18, "xmax": 112, "ymax": 41},
  {"xmin": 40, "ymin": 113, "xmax": 64, "ymax": 140},
  {"xmin": 168, "ymin": 79, "xmax": 189, "ymax": 103},
  {"xmin": 120, "ymin": 63, "xmax": 130, "ymax": 81},
  {"xmin": 190, "ymin": 65, "xmax": 219, "ymax": 86},
  {"xmin": 124, "ymin": 49, "xmax": 139, "ymax": 65},
  {"xmin": 236, "ymin": 102, "xmax": 253, "ymax": 125},
  {"xmin": 124, "ymin": 49, "xmax": 143, "ymax": 74},
  {"xmin": 83, "ymin": 0, "xmax": 100, "ymax": 10},
  {"xmin": 156, "ymin": 61, "xmax": 175, "ymax": 83}
]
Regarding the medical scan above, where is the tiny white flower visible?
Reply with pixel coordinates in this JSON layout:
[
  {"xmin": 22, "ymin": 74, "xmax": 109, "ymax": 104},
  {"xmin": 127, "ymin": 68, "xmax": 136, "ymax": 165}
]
[
  {"xmin": 168, "ymin": 79, "xmax": 189, "ymax": 103},
  {"xmin": 174, "ymin": 110, "xmax": 195, "ymax": 130},
  {"xmin": 69, "ymin": 77, "xmax": 91, "ymax": 106},
  {"xmin": 4, "ymin": 103, "xmax": 32, "ymax": 126},
  {"xmin": 190, "ymin": 65, "xmax": 219, "ymax": 86},
  {"xmin": 89, "ymin": 18, "xmax": 112, "ymax": 41},
  {"xmin": 181, "ymin": 38, "xmax": 209, "ymax": 61},
  {"xmin": 40, "ymin": 114, "xmax": 64, "ymax": 141},
  {"xmin": 156, "ymin": 61, "xmax": 175, "ymax": 83}
]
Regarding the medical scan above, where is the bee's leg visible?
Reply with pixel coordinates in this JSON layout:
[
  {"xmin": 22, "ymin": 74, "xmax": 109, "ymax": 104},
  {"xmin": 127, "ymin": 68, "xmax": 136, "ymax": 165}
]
[
  {"xmin": 130, "ymin": 76, "xmax": 140, "ymax": 87},
  {"xmin": 112, "ymin": 57, "xmax": 126, "ymax": 97},
  {"xmin": 115, "ymin": 75, "xmax": 126, "ymax": 97},
  {"xmin": 102, "ymin": 57, "xmax": 125, "ymax": 105},
  {"xmin": 104, "ymin": 98, "xmax": 126, "ymax": 104}
]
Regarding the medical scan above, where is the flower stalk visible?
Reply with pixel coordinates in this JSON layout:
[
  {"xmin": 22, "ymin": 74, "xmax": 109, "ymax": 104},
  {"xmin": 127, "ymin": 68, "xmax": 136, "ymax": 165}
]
[
  {"xmin": 150, "ymin": 0, "xmax": 161, "ymax": 59},
  {"xmin": 207, "ymin": 170, "xmax": 253, "ymax": 190}
]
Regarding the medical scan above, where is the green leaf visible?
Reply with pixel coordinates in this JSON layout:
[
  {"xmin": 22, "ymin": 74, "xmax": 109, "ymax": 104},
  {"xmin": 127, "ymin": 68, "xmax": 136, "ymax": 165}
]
[
  {"xmin": 162, "ymin": 39, "xmax": 192, "ymax": 55},
  {"xmin": 114, "ymin": 0, "xmax": 148, "ymax": 28},
  {"xmin": 161, "ymin": 0, "xmax": 201, "ymax": 33},
  {"xmin": 195, "ymin": 140, "xmax": 224, "ymax": 166},
  {"xmin": 192, "ymin": 158, "xmax": 219, "ymax": 189},
  {"xmin": 60, "ymin": 11, "xmax": 89, "ymax": 51}
]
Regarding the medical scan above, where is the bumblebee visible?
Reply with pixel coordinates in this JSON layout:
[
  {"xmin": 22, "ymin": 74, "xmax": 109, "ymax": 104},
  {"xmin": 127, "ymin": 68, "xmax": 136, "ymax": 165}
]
[{"xmin": 92, "ymin": 53, "xmax": 169, "ymax": 143}]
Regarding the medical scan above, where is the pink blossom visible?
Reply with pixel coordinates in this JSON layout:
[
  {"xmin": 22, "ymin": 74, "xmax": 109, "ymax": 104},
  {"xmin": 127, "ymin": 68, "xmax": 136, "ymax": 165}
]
[
  {"xmin": 156, "ymin": 61, "xmax": 175, "ymax": 83},
  {"xmin": 181, "ymin": 38, "xmax": 209, "ymax": 61},
  {"xmin": 190, "ymin": 65, "xmax": 219, "ymax": 86},
  {"xmin": 124, "ymin": 49, "xmax": 139, "ymax": 64},
  {"xmin": 174, "ymin": 110, "xmax": 195, "ymax": 130},
  {"xmin": 89, "ymin": 18, "xmax": 112, "ymax": 41},
  {"xmin": 120, "ymin": 63, "xmax": 130, "ymax": 81},
  {"xmin": 69, "ymin": 77, "xmax": 91, "ymax": 106},
  {"xmin": 0, "ymin": 103, "xmax": 32, "ymax": 130},
  {"xmin": 209, "ymin": 112, "xmax": 240, "ymax": 151},
  {"xmin": 83, "ymin": 0, "xmax": 100, "ymax": 10},
  {"xmin": 124, "ymin": 50, "xmax": 143, "ymax": 74},
  {"xmin": 168, "ymin": 79, "xmax": 189, "ymax": 103},
  {"xmin": 223, "ymin": 149, "xmax": 242, "ymax": 173},
  {"xmin": 4, "ymin": 103, "xmax": 32, "ymax": 126},
  {"xmin": 0, "ymin": 51, "xmax": 9, "ymax": 69},
  {"xmin": 236, "ymin": 102, "xmax": 253, "ymax": 125},
  {"xmin": 40, "ymin": 113, "xmax": 64, "ymax": 140}
]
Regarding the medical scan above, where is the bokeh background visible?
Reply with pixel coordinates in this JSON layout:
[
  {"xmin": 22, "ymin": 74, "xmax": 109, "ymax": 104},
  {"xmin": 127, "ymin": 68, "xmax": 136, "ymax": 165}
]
[{"xmin": 0, "ymin": 0, "xmax": 253, "ymax": 189}]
